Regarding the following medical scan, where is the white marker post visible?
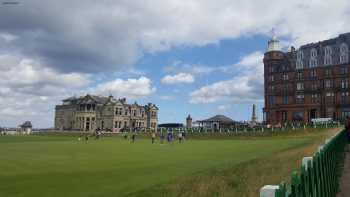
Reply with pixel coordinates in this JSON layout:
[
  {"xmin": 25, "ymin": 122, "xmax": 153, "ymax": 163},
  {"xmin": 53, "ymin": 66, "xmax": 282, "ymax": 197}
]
[
  {"xmin": 260, "ymin": 185, "xmax": 279, "ymax": 197},
  {"xmin": 302, "ymin": 157, "xmax": 313, "ymax": 170}
]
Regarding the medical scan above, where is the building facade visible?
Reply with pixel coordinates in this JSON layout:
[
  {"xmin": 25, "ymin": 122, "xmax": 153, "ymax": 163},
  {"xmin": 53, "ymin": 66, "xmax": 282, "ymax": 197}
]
[
  {"xmin": 55, "ymin": 94, "xmax": 158, "ymax": 132},
  {"xmin": 264, "ymin": 33, "xmax": 350, "ymax": 124}
]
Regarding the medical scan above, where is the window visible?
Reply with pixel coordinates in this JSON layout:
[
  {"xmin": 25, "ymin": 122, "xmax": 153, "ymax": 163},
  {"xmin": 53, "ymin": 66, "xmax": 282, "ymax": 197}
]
[
  {"xmin": 115, "ymin": 108, "xmax": 123, "ymax": 115},
  {"xmin": 341, "ymin": 92, "xmax": 349, "ymax": 104},
  {"xmin": 269, "ymin": 96, "xmax": 275, "ymax": 106},
  {"xmin": 283, "ymin": 84, "xmax": 289, "ymax": 93},
  {"xmin": 325, "ymin": 80, "xmax": 332, "ymax": 88},
  {"xmin": 341, "ymin": 67, "xmax": 348, "ymax": 74},
  {"xmin": 309, "ymin": 48, "xmax": 318, "ymax": 68},
  {"xmin": 296, "ymin": 50, "xmax": 304, "ymax": 69},
  {"xmin": 310, "ymin": 69, "xmax": 317, "ymax": 78},
  {"xmin": 311, "ymin": 82, "xmax": 318, "ymax": 90},
  {"xmin": 324, "ymin": 46, "xmax": 332, "ymax": 65},
  {"xmin": 326, "ymin": 92, "xmax": 334, "ymax": 97},
  {"xmin": 341, "ymin": 79, "xmax": 349, "ymax": 89},
  {"xmin": 269, "ymin": 86, "xmax": 275, "ymax": 92},
  {"xmin": 340, "ymin": 43, "xmax": 348, "ymax": 64},
  {"xmin": 283, "ymin": 96, "xmax": 288, "ymax": 104},
  {"xmin": 326, "ymin": 92, "xmax": 335, "ymax": 104},
  {"xmin": 311, "ymin": 48, "xmax": 317, "ymax": 58},
  {"xmin": 269, "ymin": 66, "xmax": 275, "ymax": 73},
  {"xmin": 269, "ymin": 75, "xmax": 274, "ymax": 82},
  {"xmin": 310, "ymin": 59, "xmax": 317, "ymax": 68},
  {"xmin": 325, "ymin": 68, "xmax": 332, "ymax": 77},
  {"xmin": 297, "ymin": 83, "xmax": 304, "ymax": 91},
  {"xmin": 296, "ymin": 94, "xmax": 304, "ymax": 104},
  {"xmin": 282, "ymin": 73, "xmax": 289, "ymax": 80},
  {"xmin": 282, "ymin": 111, "xmax": 288, "ymax": 122},
  {"xmin": 311, "ymin": 94, "xmax": 319, "ymax": 103},
  {"xmin": 297, "ymin": 72, "xmax": 303, "ymax": 80}
]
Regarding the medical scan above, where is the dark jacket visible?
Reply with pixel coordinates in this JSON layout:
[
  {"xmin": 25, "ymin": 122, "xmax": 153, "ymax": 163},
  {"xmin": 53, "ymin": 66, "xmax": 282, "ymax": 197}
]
[{"xmin": 346, "ymin": 119, "xmax": 350, "ymax": 133}]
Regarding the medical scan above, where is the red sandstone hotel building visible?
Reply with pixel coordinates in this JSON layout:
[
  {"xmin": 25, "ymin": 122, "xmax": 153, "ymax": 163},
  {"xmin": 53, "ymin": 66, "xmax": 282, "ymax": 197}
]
[{"xmin": 263, "ymin": 33, "xmax": 350, "ymax": 124}]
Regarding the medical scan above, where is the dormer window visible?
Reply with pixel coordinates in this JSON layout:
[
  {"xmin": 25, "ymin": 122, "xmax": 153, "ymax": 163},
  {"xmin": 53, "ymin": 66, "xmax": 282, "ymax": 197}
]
[
  {"xmin": 296, "ymin": 50, "xmax": 304, "ymax": 69},
  {"xmin": 311, "ymin": 48, "xmax": 317, "ymax": 58},
  {"xmin": 309, "ymin": 48, "xmax": 317, "ymax": 68},
  {"xmin": 340, "ymin": 43, "xmax": 348, "ymax": 64},
  {"xmin": 324, "ymin": 46, "xmax": 332, "ymax": 65}
]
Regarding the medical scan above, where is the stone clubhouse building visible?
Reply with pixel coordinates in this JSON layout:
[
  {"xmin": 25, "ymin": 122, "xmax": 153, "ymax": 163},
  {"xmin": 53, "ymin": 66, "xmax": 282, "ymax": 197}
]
[
  {"xmin": 264, "ymin": 32, "xmax": 350, "ymax": 124},
  {"xmin": 55, "ymin": 94, "xmax": 158, "ymax": 132}
]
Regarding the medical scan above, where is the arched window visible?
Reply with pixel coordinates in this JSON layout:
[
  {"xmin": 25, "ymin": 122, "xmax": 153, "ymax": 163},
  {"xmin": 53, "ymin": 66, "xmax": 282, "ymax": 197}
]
[
  {"xmin": 296, "ymin": 50, "xmax": 304, "ymax": 69},
  {"xmin": 309, "ymin": 48, "xmax": 318, "ymax": 68},
  {"xmin": 340, "ymin": 43, "xmax": 348, "ymax": 64},
  {"xmin": 324, "ymin": 46, "xmax": 332, "ymax": 65}
]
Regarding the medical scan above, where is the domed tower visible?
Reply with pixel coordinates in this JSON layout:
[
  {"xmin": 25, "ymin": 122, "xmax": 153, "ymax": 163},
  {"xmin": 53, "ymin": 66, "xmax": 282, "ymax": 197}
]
[
  {"xmin": 186, "ymin": 115, "xmax": 192, "ymax": 128},
  {"xmin": 263, "ymin": 32, "xmax": 285, "ymax": 125}
]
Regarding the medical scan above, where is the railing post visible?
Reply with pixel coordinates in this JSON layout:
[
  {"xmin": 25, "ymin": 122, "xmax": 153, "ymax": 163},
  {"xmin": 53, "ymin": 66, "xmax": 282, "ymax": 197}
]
[{"xmin": 260, "ymin": 185, "xmax": 279, "ymax": 197}]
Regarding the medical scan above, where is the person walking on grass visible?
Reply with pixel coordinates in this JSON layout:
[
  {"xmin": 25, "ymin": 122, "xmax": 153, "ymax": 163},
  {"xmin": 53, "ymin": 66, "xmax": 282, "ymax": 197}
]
[
  {"xmin": 346, "ymin": 116, "xmax": 350, "ymax": 144},
  {"xmin": 178, "ymin": 132, "xmax": 183, "ymax": 143},
  {"xmin": 151, "ymin": 132, "xmax": 156, "ymax": 144},
  {"xmin": 85, "ymin": 135, "xmax": 89, "ymax": 143},
  {"xmin": 131, "ymin": 133, "xmax": 136, "ymax": 143},
  {"xmin": 123, "ymin": 132, "xmax": 128, "ymax": 140}
]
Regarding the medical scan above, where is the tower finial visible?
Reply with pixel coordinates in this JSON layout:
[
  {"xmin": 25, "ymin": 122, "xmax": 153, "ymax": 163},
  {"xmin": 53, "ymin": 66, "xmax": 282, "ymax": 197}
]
[
  {"xmin": 271, "ymin": 28, "xmax": 277, "ymax": 40},
  {"xmin": 267, "ymin": 28, "xmax": 281, "ymax": 52}
]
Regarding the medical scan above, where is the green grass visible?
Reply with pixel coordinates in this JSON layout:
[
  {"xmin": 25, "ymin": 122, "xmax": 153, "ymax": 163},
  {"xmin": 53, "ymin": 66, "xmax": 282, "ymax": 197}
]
[{"xmin": 0, "ymin": 129, "xmax": 337, "ymax": 197}]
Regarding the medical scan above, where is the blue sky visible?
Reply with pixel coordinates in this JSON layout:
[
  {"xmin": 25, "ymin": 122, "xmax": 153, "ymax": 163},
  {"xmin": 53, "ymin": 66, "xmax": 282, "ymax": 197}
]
[
  {"xmin": 137, "ymin": 35, "xmax": 268, "ymax": 124},
  {"xmin": 0, "ymin": 1, "xmax": 350, "ymax": 128}
]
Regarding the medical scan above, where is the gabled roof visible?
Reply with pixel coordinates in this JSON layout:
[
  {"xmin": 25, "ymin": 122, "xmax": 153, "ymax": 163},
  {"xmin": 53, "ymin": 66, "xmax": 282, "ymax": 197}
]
[
  {"xmin": 20, "ymin": 121, "xmax": 32, "ymax": 128},
  {"xmin": 75, "ymin": 95, "xmax": 110, "ymax": 105},
  {"xmin": 200, "ymin": 115, "xmax": 234, "ymax": 124},
  {"xmin": 62, "ymin": 96, "xmax": 77, "ymax": 102}
]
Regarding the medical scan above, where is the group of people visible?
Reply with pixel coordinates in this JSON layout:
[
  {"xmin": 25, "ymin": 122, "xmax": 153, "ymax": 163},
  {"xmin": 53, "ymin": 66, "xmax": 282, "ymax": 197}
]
[
  {"xmin": 161, "ymin": 132, "xmax": 186, "ymax": 144},
  {"xmin": 122, "ymin": 131, "xmax": 186, "ymax": 144}
]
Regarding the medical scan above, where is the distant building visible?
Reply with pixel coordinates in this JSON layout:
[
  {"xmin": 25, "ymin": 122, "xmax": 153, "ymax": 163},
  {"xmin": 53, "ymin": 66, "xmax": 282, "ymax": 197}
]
[
  {"xmin": 250, "ymin": 104, "xmax": 258, "ymax": 126},
  {"xmin": 158, "ymin": 123, "xmax": 184, "ymax": 129},
  {"xmin": 264, "ymin": 32, "xmax": 350, "ymax": 124},
  {"xmin": 20, "ymin": 121, "xmax": 32, "ymax": 134},
  {"xmin": 55, "ymin": 94, "xmax": 158, "ymax": 132},
  {"xmin": 195, "ymin": 115, "xmax": 240, "ymax": 130},
  {"xmin": 186, "ymin": 115, "xmax": 192, "ymax": 128}
]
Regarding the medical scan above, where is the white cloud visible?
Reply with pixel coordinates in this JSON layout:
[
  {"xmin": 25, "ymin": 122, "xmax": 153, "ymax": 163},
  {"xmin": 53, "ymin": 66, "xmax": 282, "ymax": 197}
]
[
  {"xmin": 0, "ymin": 54, "xmax": 91, "ymax": 128},
  {"xmin": 94, "ymin": 77, "xmax": 156, "ymax": 99},
  {"xmin": 164, "ymin": 61, "xmax": 216, "ymax": 76},
  {"xmin": 160, "ymin": 95, "xmax": 176, "ymax": 101},
  {"xmin": 0, "ymin": 33, "xmax": 18, "ymax": 43},
  {"xmin": 2, "ymin": 1, "xmax": 350, "ymax": 73},
  {"xmin": 161, "ymin": 73, "xmax": 195, "ymax": 85},
  {"xmin": 190, "ymin": 51, "xmax": 264, "ymax": 104},
  {"xmin": 217, "ymin": 104, "xmax": 231, "ymax": 112}
]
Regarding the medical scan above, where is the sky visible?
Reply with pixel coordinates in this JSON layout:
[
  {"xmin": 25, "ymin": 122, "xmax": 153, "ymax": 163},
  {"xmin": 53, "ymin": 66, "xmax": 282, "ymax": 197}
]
[{"xmin": 0, "ymin": 0, "xmax": 350, "ymax": 128}]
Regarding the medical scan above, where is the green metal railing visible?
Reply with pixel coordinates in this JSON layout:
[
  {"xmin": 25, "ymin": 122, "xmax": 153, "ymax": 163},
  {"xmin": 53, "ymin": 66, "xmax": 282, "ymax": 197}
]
[{"xmin": 260, "ymin": 130, "xmax": 347, "ymax": 197}]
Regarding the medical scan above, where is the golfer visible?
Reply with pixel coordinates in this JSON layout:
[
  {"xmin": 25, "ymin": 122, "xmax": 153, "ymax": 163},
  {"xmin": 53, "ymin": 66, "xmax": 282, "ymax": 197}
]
[
  {"xmin": 151, "ymin": 132, "xmax": 156, "ymax": 144},
  {"xmin": 178, "ymin": 132, "xmax": 183, "ymax": 143}
]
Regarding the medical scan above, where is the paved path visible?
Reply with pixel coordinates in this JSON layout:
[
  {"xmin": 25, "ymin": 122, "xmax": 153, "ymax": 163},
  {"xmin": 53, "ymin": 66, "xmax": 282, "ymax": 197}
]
[{"xmin": 337, "ymin": 145, "xmax": 350, "ymax": 197}]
